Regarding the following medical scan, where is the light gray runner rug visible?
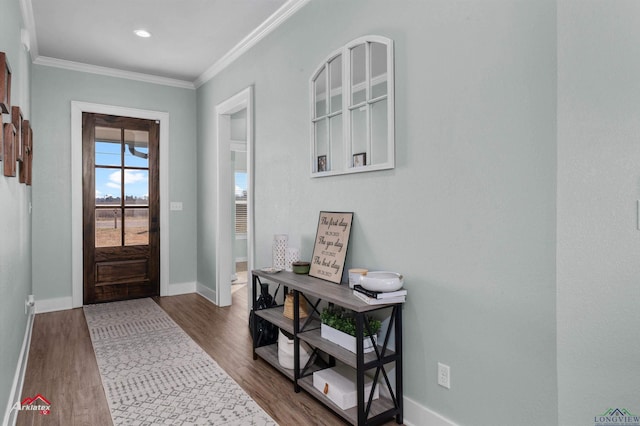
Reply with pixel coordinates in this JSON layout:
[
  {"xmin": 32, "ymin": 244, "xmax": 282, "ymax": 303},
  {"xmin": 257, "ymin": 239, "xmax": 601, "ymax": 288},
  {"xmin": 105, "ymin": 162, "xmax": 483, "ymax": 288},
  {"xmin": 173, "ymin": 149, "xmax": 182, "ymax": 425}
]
[{"xmin": 84, "ymin": 298, "xmax": 277, "ymax": 425}]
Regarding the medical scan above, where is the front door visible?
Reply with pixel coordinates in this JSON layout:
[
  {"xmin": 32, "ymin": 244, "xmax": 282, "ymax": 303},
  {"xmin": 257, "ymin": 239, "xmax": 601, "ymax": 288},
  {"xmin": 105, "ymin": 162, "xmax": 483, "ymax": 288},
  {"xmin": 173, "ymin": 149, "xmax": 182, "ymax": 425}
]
[{"xmin": 82, "ymin": 113, "xmax": 160, "ymax": 304}]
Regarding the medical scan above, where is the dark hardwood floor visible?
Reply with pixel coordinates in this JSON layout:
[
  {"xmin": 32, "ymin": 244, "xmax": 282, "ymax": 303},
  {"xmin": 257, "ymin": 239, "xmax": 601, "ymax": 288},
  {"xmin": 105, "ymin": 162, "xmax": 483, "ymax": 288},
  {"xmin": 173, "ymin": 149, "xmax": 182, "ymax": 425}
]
[{"xmin": 16, "ymin": 288, "xmax": 398, "ymax": 425}]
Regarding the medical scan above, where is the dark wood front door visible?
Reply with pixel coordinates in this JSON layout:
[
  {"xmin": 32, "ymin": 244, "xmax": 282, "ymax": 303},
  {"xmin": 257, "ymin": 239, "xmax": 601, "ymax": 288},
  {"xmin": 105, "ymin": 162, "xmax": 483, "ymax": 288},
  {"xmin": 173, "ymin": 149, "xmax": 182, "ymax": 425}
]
[{"xmin": 83, "ymin": 113, "xmax": 160, "ymax": 304}]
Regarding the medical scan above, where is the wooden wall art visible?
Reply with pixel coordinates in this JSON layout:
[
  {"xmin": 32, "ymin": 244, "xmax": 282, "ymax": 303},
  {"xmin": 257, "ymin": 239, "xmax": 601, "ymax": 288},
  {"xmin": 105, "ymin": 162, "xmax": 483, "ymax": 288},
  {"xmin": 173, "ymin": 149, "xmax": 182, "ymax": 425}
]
[
  {"xmin": 309, "ymin": 211, "xmax": 353, "ymax": 284},
  {"xmin": 0, "ymin": 52, "xmax": 11, "ymax": 114},
  {"xmin": 12, "ymin": 106, "xmax": 23, "ymax": 162},
  {"xmin": 19, "ymin": 120, "xmax": 30, "ymax": 184},
  {"xmin": 26, "ymin": 125, "xmax": 33, "ymax": 185},
  {"xmin": 3, "ymin": 123, "xmax": 16, "ymax": 177}
]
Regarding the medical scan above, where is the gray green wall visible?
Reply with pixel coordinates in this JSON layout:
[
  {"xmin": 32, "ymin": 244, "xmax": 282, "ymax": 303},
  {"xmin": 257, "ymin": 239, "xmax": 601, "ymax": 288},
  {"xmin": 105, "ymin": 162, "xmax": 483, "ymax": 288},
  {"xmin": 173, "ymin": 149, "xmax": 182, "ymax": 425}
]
[
  {"xmin": 30, "ymin": 66, "xmax": 198, "ymax": 300},
  {"xmin": 0, "ymin": 0, "xmax": 32, "ymax": 414},
  {"xmin": 558, "ymin": 1, "xmax": 640, "ymax": 424},
  {"xmin": 197, "ymin": 1, "xmax": 558, "ymax": 424}
]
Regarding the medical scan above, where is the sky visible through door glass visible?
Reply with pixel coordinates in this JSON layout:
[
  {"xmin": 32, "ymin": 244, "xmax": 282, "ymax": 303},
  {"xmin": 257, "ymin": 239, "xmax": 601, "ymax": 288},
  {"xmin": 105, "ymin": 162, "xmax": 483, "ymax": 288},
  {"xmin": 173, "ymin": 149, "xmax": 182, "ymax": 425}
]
[{"xmin": 95, "ymin": 140, "xmax": 149, "ymax": 199}]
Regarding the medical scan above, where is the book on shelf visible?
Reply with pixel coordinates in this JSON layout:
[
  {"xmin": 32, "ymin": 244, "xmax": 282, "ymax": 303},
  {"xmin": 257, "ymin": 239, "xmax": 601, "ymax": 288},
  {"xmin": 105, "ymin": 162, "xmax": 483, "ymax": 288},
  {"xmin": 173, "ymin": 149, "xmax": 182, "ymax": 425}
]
[
  {"xmin": 353, "ymin": 285, "xmax": 407, "ymax": 299},
  {"xmin": 353, "ymin": 290, "xmax": 406, "ymax": 305}
]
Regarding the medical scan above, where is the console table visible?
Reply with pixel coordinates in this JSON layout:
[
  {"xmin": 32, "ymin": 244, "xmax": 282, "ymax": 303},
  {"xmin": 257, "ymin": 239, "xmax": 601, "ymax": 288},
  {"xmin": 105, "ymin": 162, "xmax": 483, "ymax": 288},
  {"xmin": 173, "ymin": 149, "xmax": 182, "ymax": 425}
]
[{"xmin": 251, "ymin": 269, "xmax": 403, "ymax": 426}]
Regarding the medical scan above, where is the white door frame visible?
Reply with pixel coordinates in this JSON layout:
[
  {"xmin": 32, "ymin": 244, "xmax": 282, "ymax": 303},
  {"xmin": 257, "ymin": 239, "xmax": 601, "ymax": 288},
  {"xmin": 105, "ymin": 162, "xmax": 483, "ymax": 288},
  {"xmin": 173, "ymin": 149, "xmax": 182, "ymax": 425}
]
[
  {"xmin": 70, "ymin": 101, "xmax": 170, "ymax": 308},
  {"xmin": 215, "ymin": 86, "xmax": 254, "ymax": 307}
]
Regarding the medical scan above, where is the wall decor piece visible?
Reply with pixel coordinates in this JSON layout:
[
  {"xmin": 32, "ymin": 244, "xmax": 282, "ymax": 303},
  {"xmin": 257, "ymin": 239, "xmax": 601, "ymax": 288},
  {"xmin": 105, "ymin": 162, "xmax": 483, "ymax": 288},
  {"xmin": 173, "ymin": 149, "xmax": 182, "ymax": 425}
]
[
  {"xmin": 19, "ymin": 120, "xmax": 29, "ymax": 183},
  {"xmin": 0, "ymin": 52, "xmax": 11, "ymax": 114},
  {"xmin": 3, "ymin": 123, "xmax": 16, "ymax": 176},
  {"xmin": 12, "ymin": 106, "xmax": 23, "ymax": 161},
  {"xmin": 26, "ymin": 125, "xmax": 32, "ymax": 185},
  {"xmin": 309, "ymin": 211, "xmax": 353, "ymax": 284}
]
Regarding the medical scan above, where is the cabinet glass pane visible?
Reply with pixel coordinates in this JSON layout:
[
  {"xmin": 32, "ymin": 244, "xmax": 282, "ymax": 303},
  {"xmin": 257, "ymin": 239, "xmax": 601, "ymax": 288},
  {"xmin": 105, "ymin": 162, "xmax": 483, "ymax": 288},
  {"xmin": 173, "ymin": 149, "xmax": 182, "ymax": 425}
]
[
  {"xmin": 315, "ymin": 119, "xmax": 329, "ymax": 169},
  {"xmin": 125, "ymin": 208, "xmax": 149, "ymax": 246},
  {"xmin": 351, "ymin": 107, "xmax": 367, "ymax": 163},
  {"xmin": 351, "ymin": 44, "xmax": 366, "ymax": 105},
  {"xmin": 124, "ymin": 129, "xmax": 149, "ymax": 168},
  {"xmin": 330, "ymin": 114, "xmax": 343, "ymax": 172},
  {"xmin": 124, "ymin": 169, "xmax": 149, "ymax": 206},
  {"xmin": 370, "ymin": 42, "xmax": 387, "ymax": 98},
  {"xmin": 329, "ymin": 55, "xmax": 342, "ymax": 114},
  {"xmin": 95, "ymin": 126, "xmax": 121, "ymax": 166},
  {"xmin": 314, "ymin": 66, "xmax": 327, "ymax": 118},
  {"xmin": 371, "ymin": 99, "xmax": 388, "ymax": 165},
  {"xmin": 96, "ymin": 209, "xmax": 121, "ymax": 247}
]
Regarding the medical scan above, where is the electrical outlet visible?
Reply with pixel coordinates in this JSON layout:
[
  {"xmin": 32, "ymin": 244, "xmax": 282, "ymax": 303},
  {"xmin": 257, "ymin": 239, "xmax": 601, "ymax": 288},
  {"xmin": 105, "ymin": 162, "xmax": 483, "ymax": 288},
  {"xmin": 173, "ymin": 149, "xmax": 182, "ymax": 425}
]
[{"xmin": 438, "ymin": 362, "xmax": 450, "ymax": 389}]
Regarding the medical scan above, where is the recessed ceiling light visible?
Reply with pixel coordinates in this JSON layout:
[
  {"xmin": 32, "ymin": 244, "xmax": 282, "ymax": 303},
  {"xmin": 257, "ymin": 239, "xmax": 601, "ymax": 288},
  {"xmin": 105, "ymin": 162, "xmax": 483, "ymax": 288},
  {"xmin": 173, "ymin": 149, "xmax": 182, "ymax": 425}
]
[{"xmin": 134, "ymin": 29, "xmax": 151, "ymax": 38}]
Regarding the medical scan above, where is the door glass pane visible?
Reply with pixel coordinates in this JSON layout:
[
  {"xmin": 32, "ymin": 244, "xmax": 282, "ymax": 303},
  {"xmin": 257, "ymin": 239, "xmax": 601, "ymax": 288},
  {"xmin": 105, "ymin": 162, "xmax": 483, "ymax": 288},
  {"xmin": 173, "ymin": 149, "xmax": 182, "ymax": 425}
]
[
  {"xmin": 314, "ymin": 66, "xmax": 327, "ymax": 118},
  {"xmin": 95, "ymin": 167, "xmax": 121, "ymax": 204},
  {"xmin": 95, "ymin": 126, "xmax": 121, "ymax": 166},
  {"xmin": 124, "ymin": 169, "xmax": 149, "ymax": 206},
  {"xmin": 351, "ymin": 44, "xmax": 366, "ymax": 105},
  {"xmin": 125, "ymin": 208, "xmax": 149, "ymax": 246},
  {"xmin": 124, "ymin": 129, "xmax": 149, "ymax": 168},
  {"xmin": 329, "ymin": 55, "xmax": 342, "ymax": 114},
  {"xmin": 96, "ymin": 209, "xmax": 122, "ymax": 247},
  {"xmin": 370, "ymin": 42, "xmax": 387, "ymax": 98}
]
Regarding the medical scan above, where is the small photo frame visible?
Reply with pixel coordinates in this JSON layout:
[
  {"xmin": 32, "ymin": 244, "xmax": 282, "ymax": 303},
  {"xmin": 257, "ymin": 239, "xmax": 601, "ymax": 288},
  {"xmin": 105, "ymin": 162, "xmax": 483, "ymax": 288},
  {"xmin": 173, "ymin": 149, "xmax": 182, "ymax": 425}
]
[
  {"xmin": 317, "ymin": 155, "xmax": 327, "ymax": 172},
  {"xmin": 353, "ymin": 152, "xmax": 366, "ymax": 167},
  {"xmin": 0, "ymin": 52, "xmax": 11, "ymax": 114},
  {"xmin": 3, "ymin": 123, "xmax": 16, "ymax": 177}
]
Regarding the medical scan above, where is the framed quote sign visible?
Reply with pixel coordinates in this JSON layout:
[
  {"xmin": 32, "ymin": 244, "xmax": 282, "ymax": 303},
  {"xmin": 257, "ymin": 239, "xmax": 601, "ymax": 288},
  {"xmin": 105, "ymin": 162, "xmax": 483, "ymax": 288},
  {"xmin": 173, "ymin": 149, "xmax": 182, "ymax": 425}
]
[{"xmin": 309, "ymin": 211, "xmax": 353, "ymax": 284}]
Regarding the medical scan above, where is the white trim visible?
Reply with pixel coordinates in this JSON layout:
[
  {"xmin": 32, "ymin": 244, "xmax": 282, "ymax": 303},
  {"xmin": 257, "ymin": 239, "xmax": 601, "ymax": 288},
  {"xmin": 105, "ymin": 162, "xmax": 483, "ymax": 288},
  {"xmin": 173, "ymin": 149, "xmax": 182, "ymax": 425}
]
[
  {"xmin": 194, "ymin": 0, "xmax": 310, "ymax": 88},
  {"xmin": 71, "ymin": 101, "xmax": 170, "ymax": 308},
  {"xmin": 18, "ymin": 0, "xmax": 38, "ymax": 60},
  {"xmin": 403, "ymin": 395, "xmax": 459, "ymax": 426},
  {"xmin": 215, "ymin": 87, "xmax": 254, "ymax": 307},
  {"xmin": 34, "ymin": 56, "xmax": 195, "ymax": 90},
  {"xmin": 196, "ymin": 282, "xmax": 217, "ymax": 306},
  {"xmin": 167, "ymin": 281, "xmax": 197, "ymax": 296},
  {"xmin": 2, "ymin": 305, "xmax": 35, "ymax": 426},
  {"xmin": 35, "ymin": 297, "xmax": 73, "ymax": 313}
]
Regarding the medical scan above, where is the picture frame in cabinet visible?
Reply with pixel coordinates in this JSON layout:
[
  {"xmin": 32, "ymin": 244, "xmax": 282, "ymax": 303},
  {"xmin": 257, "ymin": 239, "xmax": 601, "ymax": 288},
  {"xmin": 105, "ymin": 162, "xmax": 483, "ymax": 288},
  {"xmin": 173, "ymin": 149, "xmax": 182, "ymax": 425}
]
[
  {"xmin": 0, "ymin": 52, "xmax": 11, "ymax": 114},
  {"xmin": 317, "ymin": 155, "xmax": 327, "ymax": 172},
  {"xmin": 12, "ymin": 106, "xmax": 23, "ymax": 162},
  {"xmin": 309, "ymin": 211, "xmax": 353, "ymax": 284},
  {"xmin": 3, "ymin": 123, "xmax": 16, "ymax": 177},
  {"xmin": 353, "ymin": 152, "xmax": 366, "ymax": 168}
]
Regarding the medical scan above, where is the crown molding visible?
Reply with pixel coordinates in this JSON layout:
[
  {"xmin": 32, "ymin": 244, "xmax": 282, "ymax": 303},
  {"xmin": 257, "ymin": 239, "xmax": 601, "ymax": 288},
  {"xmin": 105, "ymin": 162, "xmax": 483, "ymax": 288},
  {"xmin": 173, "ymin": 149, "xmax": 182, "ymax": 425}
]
[
  {"xmin": 33, "ymin": 56, "xmax": 196, "ymax": 89},
  {"xmin": 194, "ymin": 0, "xmax": 310, "ymax": 88}
]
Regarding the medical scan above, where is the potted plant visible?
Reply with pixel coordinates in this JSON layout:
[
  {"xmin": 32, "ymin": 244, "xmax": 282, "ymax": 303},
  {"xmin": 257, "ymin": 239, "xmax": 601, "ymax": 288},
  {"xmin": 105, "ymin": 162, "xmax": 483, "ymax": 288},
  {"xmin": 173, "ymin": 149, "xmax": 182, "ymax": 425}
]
[{"xmin": 320, "ymin": 306, "xmax": 381, "ymax": 354}]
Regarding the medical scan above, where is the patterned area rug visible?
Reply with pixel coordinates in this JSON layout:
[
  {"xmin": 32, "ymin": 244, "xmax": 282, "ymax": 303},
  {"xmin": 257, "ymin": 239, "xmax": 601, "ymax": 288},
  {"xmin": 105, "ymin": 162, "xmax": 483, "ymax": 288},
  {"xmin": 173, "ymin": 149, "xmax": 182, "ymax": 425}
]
[{"xmin": 84, "ymin": 298, "xmax": 277, "ymax": 425}]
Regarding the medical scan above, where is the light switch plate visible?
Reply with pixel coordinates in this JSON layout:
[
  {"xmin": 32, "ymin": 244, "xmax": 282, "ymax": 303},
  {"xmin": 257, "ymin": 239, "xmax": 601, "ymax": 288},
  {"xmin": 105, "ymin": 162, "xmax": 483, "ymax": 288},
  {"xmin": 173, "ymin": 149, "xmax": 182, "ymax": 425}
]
[{"xmin": 170, "ymin": 201, "xmax": 183, "ymax": 211}]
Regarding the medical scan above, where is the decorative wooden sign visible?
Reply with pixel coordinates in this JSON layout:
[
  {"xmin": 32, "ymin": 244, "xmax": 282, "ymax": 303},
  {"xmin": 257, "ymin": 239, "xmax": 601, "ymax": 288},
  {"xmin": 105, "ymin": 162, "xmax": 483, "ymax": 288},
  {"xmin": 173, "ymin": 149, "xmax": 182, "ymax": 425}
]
[
  {"xmin": 3, "ymin": 123, "xmax": 16, "ymax": 177},
  {"xmin": 12, "ymin": 106, "xmax": 23, "ymax": 161},
  {"xmin": 19, "ymin": 120, "xmax": 30, "ymax": 184},
  {"xmin": 309, "ymin": 211, "xmax": 353, "ymax": 284},
  {"xmin": 0, "ymin": 52, "xmax": 11, "ymax": 114}
]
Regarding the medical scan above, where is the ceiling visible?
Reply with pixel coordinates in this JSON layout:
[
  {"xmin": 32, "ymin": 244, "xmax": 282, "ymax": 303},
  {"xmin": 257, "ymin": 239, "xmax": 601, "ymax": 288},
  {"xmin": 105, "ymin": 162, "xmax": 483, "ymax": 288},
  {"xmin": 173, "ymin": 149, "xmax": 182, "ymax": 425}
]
[{"xmin": 25, "ymin": 0, "xmax": 306, "ymax": 88}]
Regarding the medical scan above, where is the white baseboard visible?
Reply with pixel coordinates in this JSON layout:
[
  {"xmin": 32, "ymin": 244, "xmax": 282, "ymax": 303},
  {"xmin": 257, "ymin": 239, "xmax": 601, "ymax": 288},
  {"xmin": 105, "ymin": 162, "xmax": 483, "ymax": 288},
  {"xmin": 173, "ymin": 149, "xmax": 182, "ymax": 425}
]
[
  {"xmin": 3, "ymin": 304, "xmax": 35, "ymax": 426},
  {"xmin": 167, "ymin": 281, "xmax": 196, "ymax": 296},
  {"xmin": 35, "ymin": 296, "xmax": 73, "ymax": 313},
  {"xmin": 403, "ymin": 395, "xmax": 458, "ymax": 426},
  {"xmin": 196, "ymin": 282, "xmax": 217, "ymax": 305}
]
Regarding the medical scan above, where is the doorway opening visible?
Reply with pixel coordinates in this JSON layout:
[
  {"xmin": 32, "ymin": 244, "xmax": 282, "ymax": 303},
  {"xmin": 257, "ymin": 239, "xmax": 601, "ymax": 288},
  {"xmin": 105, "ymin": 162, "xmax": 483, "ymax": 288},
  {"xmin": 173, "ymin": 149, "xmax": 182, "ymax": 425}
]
[{"xmin": 216, "ymin": 87, "xmax": 254, "ymax": 308}]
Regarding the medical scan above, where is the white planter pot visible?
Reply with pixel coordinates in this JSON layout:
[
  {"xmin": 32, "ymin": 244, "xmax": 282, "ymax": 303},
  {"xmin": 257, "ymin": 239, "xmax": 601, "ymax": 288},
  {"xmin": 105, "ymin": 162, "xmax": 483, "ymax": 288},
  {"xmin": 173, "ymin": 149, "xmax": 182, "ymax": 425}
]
[{"xmin": 321, "ymin": 323, "xmax": 377, "ymax": 354}]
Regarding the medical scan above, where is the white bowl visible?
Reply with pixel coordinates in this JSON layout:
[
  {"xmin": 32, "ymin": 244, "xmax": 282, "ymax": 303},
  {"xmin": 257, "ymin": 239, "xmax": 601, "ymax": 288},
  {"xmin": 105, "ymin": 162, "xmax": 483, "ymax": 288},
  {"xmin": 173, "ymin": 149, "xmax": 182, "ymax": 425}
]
[{"xmin": 359, "ymin": 271, "xmax": 404, "ymax": 292}]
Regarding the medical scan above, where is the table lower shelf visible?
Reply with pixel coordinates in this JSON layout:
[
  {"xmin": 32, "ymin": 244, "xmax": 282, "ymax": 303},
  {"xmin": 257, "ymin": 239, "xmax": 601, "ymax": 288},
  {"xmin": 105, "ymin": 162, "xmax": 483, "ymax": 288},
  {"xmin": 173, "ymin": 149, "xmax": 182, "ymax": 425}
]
[{"xmin": 297, "ymin": 375, "xmax": 399, "ymax": 425}]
